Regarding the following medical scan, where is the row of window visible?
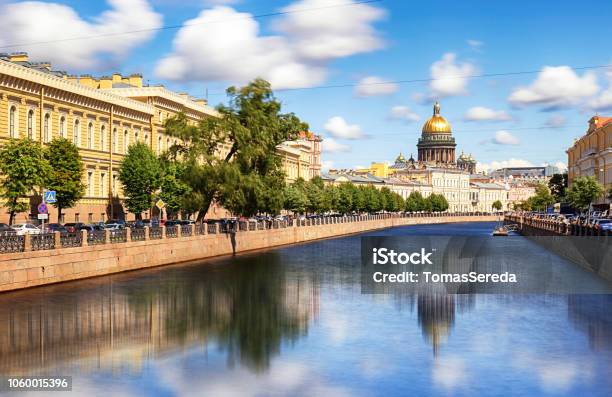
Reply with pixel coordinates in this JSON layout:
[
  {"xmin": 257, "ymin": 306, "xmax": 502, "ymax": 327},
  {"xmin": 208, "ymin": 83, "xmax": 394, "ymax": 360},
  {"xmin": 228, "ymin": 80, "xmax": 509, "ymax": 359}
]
[{"xmin": 7, "ymin": 106, "xmax": 177, "ymax": 154}]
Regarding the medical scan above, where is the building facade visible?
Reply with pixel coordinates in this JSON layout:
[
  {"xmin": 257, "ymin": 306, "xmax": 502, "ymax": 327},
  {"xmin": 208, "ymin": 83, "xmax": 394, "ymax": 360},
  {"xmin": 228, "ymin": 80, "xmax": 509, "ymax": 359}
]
[
  {"xmin": 566, "ymin": 115, "xmax": 612, "ymax": 204},
  {"xmin": 0, "ymin": 53, "xmax": 321, "ymax": 223}
]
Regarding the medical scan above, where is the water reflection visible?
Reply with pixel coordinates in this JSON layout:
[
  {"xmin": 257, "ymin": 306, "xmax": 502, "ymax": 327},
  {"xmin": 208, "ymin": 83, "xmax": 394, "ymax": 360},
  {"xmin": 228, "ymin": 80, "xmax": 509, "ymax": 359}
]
[
  {"xmin": 568, "ymin": 295, "xmax": 612, "ymax": 351},
  {"xmin": 0, "ymin": 253, "xmax": 320, "ymax": 375}
]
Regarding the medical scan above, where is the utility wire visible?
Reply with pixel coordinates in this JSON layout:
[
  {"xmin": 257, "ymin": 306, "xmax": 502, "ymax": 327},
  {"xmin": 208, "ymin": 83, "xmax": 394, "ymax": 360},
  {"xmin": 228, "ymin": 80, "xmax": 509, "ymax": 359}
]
[{"xmin": 0, "ymin": 0, "xmax": 383, "ymax": 50}]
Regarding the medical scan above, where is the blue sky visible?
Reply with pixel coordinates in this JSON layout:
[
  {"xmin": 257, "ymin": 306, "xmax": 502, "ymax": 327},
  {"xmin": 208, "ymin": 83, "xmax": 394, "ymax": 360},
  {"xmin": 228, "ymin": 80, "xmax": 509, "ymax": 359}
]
[{"xmin": 1, "ymin": 0, "xmax": 611, "ymax": 172}]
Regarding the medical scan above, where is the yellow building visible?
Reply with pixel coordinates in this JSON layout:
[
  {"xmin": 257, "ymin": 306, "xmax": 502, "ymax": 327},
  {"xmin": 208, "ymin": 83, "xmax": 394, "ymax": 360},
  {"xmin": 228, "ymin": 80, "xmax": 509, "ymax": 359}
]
[
  {"xmin": 0, "ymin": 53, "xmax": 320, "ymax": 223},
  {"xmin": 566, "ymin": 115, "xmax": 612, "ymax": 205}
]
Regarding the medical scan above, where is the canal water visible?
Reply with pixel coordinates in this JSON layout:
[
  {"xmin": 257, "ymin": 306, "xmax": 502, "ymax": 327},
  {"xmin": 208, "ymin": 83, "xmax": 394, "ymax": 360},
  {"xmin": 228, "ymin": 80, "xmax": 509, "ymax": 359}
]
[{"xmin": 1, "ymin": 221, "xmax": 611, "ymax": 396}]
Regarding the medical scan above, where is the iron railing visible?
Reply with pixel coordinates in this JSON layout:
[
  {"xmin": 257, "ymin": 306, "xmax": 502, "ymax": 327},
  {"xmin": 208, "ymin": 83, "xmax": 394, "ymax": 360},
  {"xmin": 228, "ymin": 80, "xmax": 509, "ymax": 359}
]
[
  {"xmin": 0, "ymin": 234, "xmax": 25, "ymax": 253},
  {"xmin": 165, "ymin": 225, "xmax": 178, "ymax": 238},
  {"xmin": 131, "ymin": 227, "xmax": 146, "ymax": 241},
  {"xmin": 180, "ymin": 224, "xmax": 193, "ymax": 237},
  {"xmin": 60, "ymin": 232, "xmax": 82, "ymax": 248},
  {"xmin": 109, "ymin": 229, "xmax": 127, "ymax": 243},
  {"xmin": 31, "ymin": 233, "xmax": 55, "ymax": 251},
  {"xmin": 88, "ymin": 230, "xmax": 106, "ymax": 245},
  {"xmin": 149, "ymin": 227, "xmax": 162, "ymax": 240}
]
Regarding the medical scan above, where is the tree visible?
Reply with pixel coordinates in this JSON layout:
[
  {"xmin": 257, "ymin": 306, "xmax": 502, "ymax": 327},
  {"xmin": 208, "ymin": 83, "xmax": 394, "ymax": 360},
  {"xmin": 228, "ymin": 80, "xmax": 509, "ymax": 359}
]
[
  {"xmin": 335, "ymin": 183, "xmax": 353, "ymax": 214},
  {"xmin": 492, "ymin": 200, "xmax": 503, "ymax": 211},
  {"xmin": 527, "ymin": 183, "xmax": 555, "ymax": 211},
  {"xmin": 548, "ymin": 173, "xmax": 568, "ymax": 202},
  {"xmin": 165, "ymin": 79, "xmax": 308, "ymax": 220},
  {"xmin": 428, "ymin": 193, "xmax": 449, "ymax": 212},
  {"xmin": 44, "ymin": 138, "xmax": 86, "ymax": 222},
  {"xmin": 0, "ymin": 139, "xmax": 51, "ymax": 224},
  {"xmin": 159, "ymin": 159, "xmax": 192, "ymax": 219},
  {"xmin": 362, "ymin": 186, "xmax": 382, "ymax": 213},
  {"xmin": 405, "ymin": 191, "xmax": 426, "ymax": 212},
  {"xmin": 118, "ymin": 143, "xmax": 162, "ymax": 219},
  {"xmin": 283, "ymin": 184, "xmax": 309, "ymax": 214},
  {"xmin": 304, "ymin": 177, "xmax": 326, "ymax": 213},
  {"xmin": 566, "ymin": 176, "xmax": 604, "ymax": 213}
]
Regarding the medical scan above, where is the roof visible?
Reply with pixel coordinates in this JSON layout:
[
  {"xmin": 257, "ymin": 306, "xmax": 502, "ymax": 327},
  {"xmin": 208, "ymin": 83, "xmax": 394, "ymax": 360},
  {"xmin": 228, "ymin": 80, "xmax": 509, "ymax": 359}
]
[{"xmin": 470, "ymin": 182, "xmax": 506, "ymax": 190}]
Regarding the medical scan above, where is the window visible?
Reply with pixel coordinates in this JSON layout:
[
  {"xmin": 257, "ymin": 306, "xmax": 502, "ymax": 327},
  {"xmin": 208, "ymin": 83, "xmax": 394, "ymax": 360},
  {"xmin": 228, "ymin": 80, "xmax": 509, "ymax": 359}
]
[
  {"xmin": 75, "ymin": 214, "xmax": 80, "ymax": 222},
  {"xmin": 100, "ymin": 125, "xmax": 106, "ymax": 151},
  {"xmin": 100, "ymin": 173, "xmax": 106, "ymax": 196},
  {"xmin": 27, "ymin": 110, "xmax": 34, "ymax": 139},
  {"xmin": 123, "ymin": 130, "xmax": 129, "ymax": 153},
  {"xmin": 73, "ymin": 119, "xmax": 80, "ymax": 146},
  {"xmin": 87, "ymin": 171, "xmax": 93, "ymax": 196},
  {"xmin": 87, "ymin": 122, "xmax": 94, "ymax": 149},
  {"xmin": 134, "ymin": 130, "xmax": 139, "ymax": 143},
  {"xmin": 166, "ymin": 138, "xmax": 170, "ymax": 150},
  {"xmin": 157, "ymin": 136, "xmax": 162, "ymax": 154},
  {"xmin": 112, "ymin": 128, "xmax": 117, "ymax": 152},
  {"xmin": 112, "ymin": 174, "xmax": 117, "ymax": 194},
  {"xmin": 43, "ymin": 114, "xmax": 50, "ymax": 142},
  {"xmin": 9, "ymin": 106, "xmax": 17, "ymax": 138},
  {"xmin": 144, "ymin": 133, "xmax": 148, "ymax": 144},
  {"xmin": 60, "ymin": 116, "xmax": 66, "ymax": 138},
  {"xmin": 88, "ymin": 213, "xmax": 93, "ymax": 223}
]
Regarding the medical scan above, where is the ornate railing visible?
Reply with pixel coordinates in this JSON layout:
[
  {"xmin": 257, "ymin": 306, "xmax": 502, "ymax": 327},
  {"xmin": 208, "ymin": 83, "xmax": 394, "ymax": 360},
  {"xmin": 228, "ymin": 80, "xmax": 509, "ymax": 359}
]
[
  {"xmin": 207, "ymin": 223, "xmax": 217, "ymax": 234},
  {"xmin": 131, "ymin": 227, "xmax": 146, "ymax": 241},
  {"xmin": 109, "ymin": 229, "xmax": 127, "ymax": 243},
  {"xmin": 31, "ymin": 233, "xmax": 55, "ymax": 251},
  {"xmin": 60, "ymin": 232, "xmax": 82, "ymax": 248},
  {"xmin": 194, "ymin": 224, "xmax": 204, "ymax": 235},
  {"xmin": 180, "ymin": 224, "xmax": 193, "ymax": 237},
  {"xmin": 165, "ymin": 225, "xmax": 178, "ymax": 238},
  {"xmin": 87, "ymin": 230, "xmax": 106, "ymax": 245},
  {"xmin": 0, "ymin": 234, "xmax": 25, "ymax": 253},
  {"xmin": 149, "ymin": 227, "xmax": 162, "ymax": 240}
]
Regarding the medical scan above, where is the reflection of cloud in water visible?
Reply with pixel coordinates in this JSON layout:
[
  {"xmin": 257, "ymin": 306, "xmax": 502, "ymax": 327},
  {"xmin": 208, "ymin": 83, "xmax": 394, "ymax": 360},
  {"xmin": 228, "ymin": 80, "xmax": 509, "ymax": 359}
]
[
  {"xmin": 512, "ymin": 352, "xmax": 594, "ymax": 394},
  {"xmin": 568, "ymin": 295, "xmax": 612, "ymax": 351},
  {"xmin": 432, "ymin": 356, "xmax": 469, "ymax": 391}
]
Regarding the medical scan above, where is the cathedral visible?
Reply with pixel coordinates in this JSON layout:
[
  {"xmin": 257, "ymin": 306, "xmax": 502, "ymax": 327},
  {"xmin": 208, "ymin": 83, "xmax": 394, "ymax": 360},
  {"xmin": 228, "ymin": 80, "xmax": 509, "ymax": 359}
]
[{"xmin": 390, "ymin": 102, "xmax": 477, "ymax": 174}]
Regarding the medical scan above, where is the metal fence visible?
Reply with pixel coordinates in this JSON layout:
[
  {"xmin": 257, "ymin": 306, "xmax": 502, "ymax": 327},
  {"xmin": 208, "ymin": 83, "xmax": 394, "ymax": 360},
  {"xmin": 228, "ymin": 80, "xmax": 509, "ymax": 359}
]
[
  {"xmin": 180, "ymin": 224, "xmax": 193, "ymax": 237},
  {"xmin": 166, "ymin": 225, "xmax": 178, "ymax": 238},
  {"xmin": 88, "ymin": 229, "xmax": 106, "ymax": 245},
  {"xmin": 207, "ymin": 223, "xmax": 217, "ymax": 234},
  {"xmin": 60, "ymin": 232, "xmax": 82, "ymax": 248},
  {"xmin": 109, "ymin": 229, "xmax": 127, "ymax": 243},
  {"xmin": 0, "ymin": 234, "xmax": 25, "ymax": 253},
  {"xmin": 194, "ymin": 224, "xmax": 204, "ymax": 235},
  {"xmin": 149, "ymin": 227, "xmax": 162, "ymax": 240},
  {"xmin": 31, "ymin": 233, "xmax": 55, "ymax": 251},
  {"xmin": 131, "ymin": 227, "xmax": 146, "ymax": 241}
]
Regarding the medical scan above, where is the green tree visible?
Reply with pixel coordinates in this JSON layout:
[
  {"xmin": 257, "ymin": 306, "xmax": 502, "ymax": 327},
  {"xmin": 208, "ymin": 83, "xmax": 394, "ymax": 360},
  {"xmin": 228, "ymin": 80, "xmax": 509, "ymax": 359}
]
[
  {"xmin": 350, "ymin": 184, "xmax": 366, "ymax": 213},
  {"xmin": 283, "ymin": 184, "xmax": 309, "ymax": 214},
  {"xmin": 304, "ymin": 177, "xmax": 326, "ymax": 213},
  {"xmin": 565, "ymin": 176, "xmax": 605, "ymax": 213},
  {"xmin": 44, "ymin": 138, "xmax": 86, "ymax": 223},
  {"xmin": 118, "ymin": 143, "xmax": 162, "ymax": 219},
  {"xmin": 165, "ymin": 79, "xmax": 307, "ymax": 220},
  {"xmin": 362, "ymin": 186, "xmax": 382, "ymax": 213},
  {"xmin": 548, "ymin": 173, "xmax": 568, "ymax": 202},
  {"xmin": 335, "ymin": 183, "xmax": 353, "ymax": 214},
  {"xmin": 380, "ymin": 187, "xmax": 395, "ymax": 212},
  {"xmin": 0, "ymin": 139, "xmax": 51, "ymax": 224},
  {"xmin": 405, "ymin": 191, "xmax": 426, "ymax": 212},
  {"xmin": 392, "ymin": 193, "xmax": 405, "ymax": 213},
  {"xmin": 527, "ymin": 183, "xmax": 555, "ymax": 211},
  {"xmin": 492, "ymin": 200, "xmax": 503, "ymax": 211},
  {"xmin": 428, "ymin": 193, "xmax": 449, "ymax": 212},
  {"xmin": 159, "ymin": 159, "xmax": 192, "ymax": 219}
]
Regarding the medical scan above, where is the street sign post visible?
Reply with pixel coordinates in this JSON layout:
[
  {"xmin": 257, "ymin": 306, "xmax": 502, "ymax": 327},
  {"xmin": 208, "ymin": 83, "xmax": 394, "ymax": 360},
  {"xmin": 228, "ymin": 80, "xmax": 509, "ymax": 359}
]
[
  {"xmin": 44, "ymin": 190, "xmax": 57, "ymax": 203},
  {"xmin": 40, "ymin": 190, "xmax": 56, "ymax": 232},
  {"xmin": 37, "ymin": 202, "xmax": 48, "ymax": 214},
  {"xmin": 37, "ymin": 213, "xmax": 48, "ymax": 220}
]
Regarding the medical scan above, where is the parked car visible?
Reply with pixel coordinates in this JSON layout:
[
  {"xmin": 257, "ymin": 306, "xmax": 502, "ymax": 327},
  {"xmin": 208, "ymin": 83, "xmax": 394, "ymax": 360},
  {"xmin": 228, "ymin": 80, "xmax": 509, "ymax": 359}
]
[
  {"xmin": 128, "ymin": 220, "xmax": 145, "ymax": 229},
  {"xmin": 64, "ymin": 222, "xmax": 87, "ymax": 233},
  {"xmin": 45, "ymin": 223, "xmax": 68, "ymax": 233},
  {"xmin": 104, "ymin": 219, "xmax": 126, "ymax": 229},
  {"xmin": 11, "ymin": 223, "xmax": 42, "ymax": 235},
  {"xmin": 593, "ymin": 219, "xmax": 612, "ymax": 232},
  {"xmin": 0, "ymin": 223, "xmax": 16, "ymax": 234},
  {"xmin": 80, "ymin": 224, "xmax": 105, "ymax": 233},
  {"xmin": 164, "ymin": 220, "xmax": 181, "ymax": 227}
]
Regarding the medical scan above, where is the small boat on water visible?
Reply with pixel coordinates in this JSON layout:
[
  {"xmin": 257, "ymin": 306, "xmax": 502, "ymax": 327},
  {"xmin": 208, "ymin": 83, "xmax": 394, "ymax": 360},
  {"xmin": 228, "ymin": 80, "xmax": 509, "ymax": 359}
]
[{"xmin": 492, "ymin": 226, "xmax": 509, "ymax": 236}]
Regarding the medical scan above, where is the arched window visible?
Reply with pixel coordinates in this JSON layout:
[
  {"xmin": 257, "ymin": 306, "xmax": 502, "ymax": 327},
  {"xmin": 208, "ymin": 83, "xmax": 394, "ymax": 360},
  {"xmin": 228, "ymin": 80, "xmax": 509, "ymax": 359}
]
[
  {"xmin": 9, "ymin": 106, "xmax": 17, "ymax": 138},
  {"xmin": 87, "ymin": 122, "xmax": 94, "ymax": 149},
  {"xmin": 100, "ymin": 125, "xmax": 106, "ymax": 151},
  {"xmin": 112, "ymin": 128, "xmax": 118, "ymax": 152},
  {"xmin": 73, "ymin": 119, "xmax": 80, "ymax": 146},
  {"xmin": 59, "ymin": 116, "xmax": 66, "ymax": 138},
  {"xmin": 27, "ymin": 110, "xmax": 34, "ymax": 139},
  {"xmin": 144, "ymin": 133, "xmax": 149, "ymax": 145},
  {"xmin": 43, "ymin": 113, "xmax": 50, "ymax": 142},
  {"xmin": 123, "ymin": 130, "xmax": 129, "ymax": 153},
  {"xmin": 157, "ymin": 136, "xmax": 162, "ymax": 154},
  {"xmin": 166, "ymin": 137, "xmax": 170, "ymax": 150},
  {"xmin": 134, "ymin": 130, "xmax": 139, "ymax": 143}
]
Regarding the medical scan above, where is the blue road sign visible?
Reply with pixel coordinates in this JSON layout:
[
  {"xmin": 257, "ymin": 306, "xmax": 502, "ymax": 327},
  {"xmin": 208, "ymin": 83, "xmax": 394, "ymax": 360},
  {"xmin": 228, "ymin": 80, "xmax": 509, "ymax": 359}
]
[
  {"xmin": 44, "ymin": 190, "xmax": 57, "ymax": 203},
  {"xmin": 37, "ymin": 202, "xmax": 48, "ymax": 214}
]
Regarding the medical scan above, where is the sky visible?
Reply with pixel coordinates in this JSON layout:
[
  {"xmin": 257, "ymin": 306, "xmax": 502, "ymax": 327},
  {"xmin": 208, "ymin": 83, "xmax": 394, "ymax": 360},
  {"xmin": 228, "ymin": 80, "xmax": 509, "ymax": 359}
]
[{"xmin": 1, "ymin": 0, "xmax": 611, "ymax": 173}]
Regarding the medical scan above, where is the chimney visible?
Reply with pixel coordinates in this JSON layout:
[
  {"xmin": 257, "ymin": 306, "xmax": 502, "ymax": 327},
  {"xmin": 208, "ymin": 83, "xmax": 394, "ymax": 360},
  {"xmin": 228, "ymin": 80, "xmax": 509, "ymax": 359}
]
[
  {"xmin": 99, "ymin": 76, "xmax": 113, "ymax": 89},
  {"xmin": 8, "ymin": 52, "xmax": 29, "ymax": 62},
  {"xmin": 128, "ymin": 73, "xmax": 143, "ymax": 88}
]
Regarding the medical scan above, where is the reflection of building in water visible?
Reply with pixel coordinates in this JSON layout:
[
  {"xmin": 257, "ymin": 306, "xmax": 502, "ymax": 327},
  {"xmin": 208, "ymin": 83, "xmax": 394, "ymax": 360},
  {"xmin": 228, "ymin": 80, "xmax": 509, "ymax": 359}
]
[
  {"xmin": 417, "ymin": 294, "xmax": 475, "ymax": 355},
  {"xmin": 0, "ymin": 256, "xmax": 320, "ymax": 375},
  {"xmin": 568, "ymin": 295, "xmax": 612, "ymax": 351}
]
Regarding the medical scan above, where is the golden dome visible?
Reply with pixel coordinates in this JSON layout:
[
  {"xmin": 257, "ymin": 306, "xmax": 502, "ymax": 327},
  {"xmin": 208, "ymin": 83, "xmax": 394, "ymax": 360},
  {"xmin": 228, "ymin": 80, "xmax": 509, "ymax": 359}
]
[{"xmin": 422, "ymin": 102, "xmax": 452, "ymax": 134}]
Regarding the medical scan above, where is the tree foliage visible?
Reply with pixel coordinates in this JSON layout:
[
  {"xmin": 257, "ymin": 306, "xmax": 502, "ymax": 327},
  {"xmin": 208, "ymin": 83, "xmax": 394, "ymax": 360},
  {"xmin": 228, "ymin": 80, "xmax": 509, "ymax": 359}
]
[
  {"xmin": 525, "ymin": 183, "xmax": 555, "ymax": 211},
  {"xmin": 428, "ymin": 193, "xmax": 449, "ymax": 212},
  {"xmin": 548, "ymin": 173, "xmax": 568, "ymax": 202},
  {"xmin": 44, "ymin": 138, "xmax": 86, "ymax": 222},
  {"xmin": 492, "ymin": 200, "xmax": 503, "ymax": 211},
  {"xmin": 159, "ymin": 159, "xmax": 192, "ymax": 219},
  {"xmin": 0, "ymin": 139, "xmax": 51, "ymax": 224},
  {"xmin": 565, "ymin": 176, "xmax": 604, "ymax": 212},
  {"xmin": 118, "ymin": 143, "xmax": 162, "ymax": 219},
  {"xmin": 405, "ymin": 191, "xmax": 426, "ymax": 212}
]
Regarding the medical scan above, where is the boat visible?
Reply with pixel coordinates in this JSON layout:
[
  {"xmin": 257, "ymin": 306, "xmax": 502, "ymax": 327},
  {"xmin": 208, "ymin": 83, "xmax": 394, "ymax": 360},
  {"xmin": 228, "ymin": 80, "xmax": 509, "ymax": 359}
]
[{"xmin": 492, "ymin": 226, "xmax": 509, "ymax": 236}]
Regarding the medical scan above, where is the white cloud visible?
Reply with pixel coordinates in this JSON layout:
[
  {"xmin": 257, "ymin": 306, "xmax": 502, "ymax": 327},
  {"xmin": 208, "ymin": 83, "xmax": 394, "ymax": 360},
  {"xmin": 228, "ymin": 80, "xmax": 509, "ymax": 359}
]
[
  {"xmin": 492, "ymin": 130, "xmax": 520, "ymax": 145},
  {"xmin": 203, "ymin": 0, "xmax": 240, "ymax": 4},
  {"xmin": 354, "ymin": 76, "xmax": 398, "ymax": 97},
  {"xmin": 508, "ymin": 66, "xmax": 599, "ymax": 109},
  {"xmin": 477, "ymin": 158, "xmax": 534, "ymax": 173},
  {"xmin": 156, "ymin": 0, "xmax": 386, "ymax": 88},
  {"xmin": 273, "ymin": 0, "xmax": 386, "ymax": 61},
  {"xmin": 429, "ymin": 53, "xmax": 476, "ymax": 97},
  {"xmin": 324, "ymin": 116, "xmax": 364, "ymax": 139},
  {"xmin": 543, "ymin": 115, "xmax": 567, "ymax": 128},
  {"xmin": 388, "ymin": 106, "xmax": 420, "ymax": 122},
  {"xmin": 432, "ymin": 356, "xmax": 469, "ymax": 391},
  {"xmin": 464, "ymin": 106, "xmax": 512, "ymax": 121},
  {"xmin": 553, "ymin": 161, "xmax": 568, "ymax": 171},
  {"xmin": 0, "ymin": 0, "xmax": 162, "ymax": 70},
  {"xmin": 321, "ymin": 137, "xmax": 350, "ymax": 153},
  {"xmin": 467, "ymin": 39, "xmax": 483, "ymax": 50},
  {"xmin": 321, "ymin": 160, "xmax": 334, "ymax": 170},
  {"xmin": 588, "ymin": 69, "xmax": 612, "ymax": 112}
]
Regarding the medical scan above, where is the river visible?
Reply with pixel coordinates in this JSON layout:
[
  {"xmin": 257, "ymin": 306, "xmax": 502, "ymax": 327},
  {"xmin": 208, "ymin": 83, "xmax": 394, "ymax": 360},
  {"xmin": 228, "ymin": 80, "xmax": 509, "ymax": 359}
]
[{"xmin": 0, "ymin": 221, "xmax": 611, "ymax": 396}]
